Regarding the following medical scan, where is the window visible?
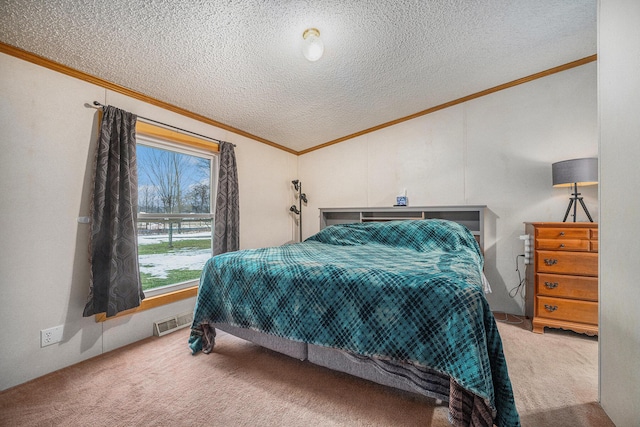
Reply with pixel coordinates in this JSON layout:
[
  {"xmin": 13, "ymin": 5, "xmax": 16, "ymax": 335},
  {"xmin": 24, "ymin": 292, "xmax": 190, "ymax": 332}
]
[{"xmin": 136, "ymin": 133, "xmax": 217, "ymax": 298}]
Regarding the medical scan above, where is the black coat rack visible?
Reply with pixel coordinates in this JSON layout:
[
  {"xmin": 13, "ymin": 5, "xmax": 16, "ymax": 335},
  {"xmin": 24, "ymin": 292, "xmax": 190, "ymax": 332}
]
[{"xmin": 289, "ymin": 180, "xmax": 308, "ymax": 242}]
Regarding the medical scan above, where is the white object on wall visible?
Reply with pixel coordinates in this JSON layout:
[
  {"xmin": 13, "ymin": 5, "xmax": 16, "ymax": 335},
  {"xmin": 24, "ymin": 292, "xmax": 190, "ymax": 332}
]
[{"xmin": 520, "ymin": 234, "xmax": 532, "ymax": 264}]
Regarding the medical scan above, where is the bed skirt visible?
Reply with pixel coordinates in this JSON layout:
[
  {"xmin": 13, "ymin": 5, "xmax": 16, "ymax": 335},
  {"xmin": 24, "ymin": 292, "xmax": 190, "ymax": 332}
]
[{"xmin": 210, "ymin": 323, "xmax": 495, "ymax": 427}]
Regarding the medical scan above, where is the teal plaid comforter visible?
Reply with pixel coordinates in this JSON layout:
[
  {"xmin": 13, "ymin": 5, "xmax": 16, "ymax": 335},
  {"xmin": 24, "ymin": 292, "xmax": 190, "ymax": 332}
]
[{"xmin": 189, "ymin": 219, "xmax": 519, "ymax": 426}]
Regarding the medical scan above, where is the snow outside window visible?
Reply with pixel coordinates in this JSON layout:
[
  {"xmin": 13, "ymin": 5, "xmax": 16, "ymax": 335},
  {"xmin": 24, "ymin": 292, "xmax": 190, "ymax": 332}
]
[{"xmin": 136, "ymin": 135, "xmax": 217, "ymax": 297}]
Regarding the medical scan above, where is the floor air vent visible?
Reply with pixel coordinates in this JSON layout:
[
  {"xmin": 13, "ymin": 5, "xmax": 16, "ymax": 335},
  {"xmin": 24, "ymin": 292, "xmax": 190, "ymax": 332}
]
[{"xmin": 153, "ymin": 311, "xmax": 193, "ymax": 337}]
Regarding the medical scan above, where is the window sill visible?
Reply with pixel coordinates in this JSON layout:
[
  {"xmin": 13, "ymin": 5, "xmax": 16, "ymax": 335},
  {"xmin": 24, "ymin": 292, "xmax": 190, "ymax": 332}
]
[{"xmin": 94, "ymin": 285, "xmax": 198, "ymax": 322}]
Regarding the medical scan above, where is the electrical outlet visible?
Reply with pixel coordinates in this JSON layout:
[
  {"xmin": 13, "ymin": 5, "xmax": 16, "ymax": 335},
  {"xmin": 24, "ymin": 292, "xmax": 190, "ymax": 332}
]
[{"xmin": 41, "ymin": 325, "xmax": 64, "ymax": 347}]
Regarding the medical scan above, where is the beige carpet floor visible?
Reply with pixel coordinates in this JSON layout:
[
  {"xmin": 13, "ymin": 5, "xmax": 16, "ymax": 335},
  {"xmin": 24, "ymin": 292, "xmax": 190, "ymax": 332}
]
[{"xmin": 0, "ymin": 314, "xmax": 614, "ymax": 427}]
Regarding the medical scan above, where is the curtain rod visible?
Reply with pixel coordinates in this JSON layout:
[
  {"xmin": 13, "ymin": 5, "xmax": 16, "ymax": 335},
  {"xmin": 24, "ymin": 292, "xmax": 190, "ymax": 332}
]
[{"xmin": 92, "ymin": 101, "xmax": 235, "ymax": 147}]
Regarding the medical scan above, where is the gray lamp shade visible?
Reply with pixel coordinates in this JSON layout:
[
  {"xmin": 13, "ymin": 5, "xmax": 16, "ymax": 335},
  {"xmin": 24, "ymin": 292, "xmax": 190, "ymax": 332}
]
[{"xmin": 552, "ymin": 158, "xmax": 598, "ymax": 187}]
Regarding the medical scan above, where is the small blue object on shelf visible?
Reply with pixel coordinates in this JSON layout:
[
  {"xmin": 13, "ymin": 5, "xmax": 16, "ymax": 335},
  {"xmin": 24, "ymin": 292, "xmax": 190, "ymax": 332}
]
[{"xmin": 395, "ymin": 196, "xmax": 407, "ymax": 206}]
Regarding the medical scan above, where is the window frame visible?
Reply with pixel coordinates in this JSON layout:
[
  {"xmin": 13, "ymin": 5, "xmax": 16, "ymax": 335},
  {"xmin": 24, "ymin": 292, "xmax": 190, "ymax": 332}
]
[{"xmin": 96, "ymin": 122, "xmax": 219, "ymax": 322}]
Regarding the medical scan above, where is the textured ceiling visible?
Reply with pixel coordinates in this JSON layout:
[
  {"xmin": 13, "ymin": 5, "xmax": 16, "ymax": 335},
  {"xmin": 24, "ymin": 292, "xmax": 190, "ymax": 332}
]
[{"xmin": 0, "ymin": 0, "xmax": 596, "ymax": 152}]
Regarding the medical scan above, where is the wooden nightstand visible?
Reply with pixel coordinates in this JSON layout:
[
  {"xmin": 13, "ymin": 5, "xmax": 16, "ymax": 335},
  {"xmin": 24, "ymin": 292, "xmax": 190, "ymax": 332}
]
[{"xmin": 524, "ymin": 222, "xmax": 598, "ymax": 335}]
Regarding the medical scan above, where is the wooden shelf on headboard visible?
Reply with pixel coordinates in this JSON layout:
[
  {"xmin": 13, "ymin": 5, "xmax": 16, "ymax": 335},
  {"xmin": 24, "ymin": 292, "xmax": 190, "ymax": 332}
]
[{"xmin": 319, "ymin": 206, "xmax": 486, "ymax": 250}]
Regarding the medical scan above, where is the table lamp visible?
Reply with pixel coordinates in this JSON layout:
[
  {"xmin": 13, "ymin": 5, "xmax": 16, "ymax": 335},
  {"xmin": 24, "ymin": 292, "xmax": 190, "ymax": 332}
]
[{"xmin": 552, "ymin": 157, "xmax": 598, "ymax": 222}]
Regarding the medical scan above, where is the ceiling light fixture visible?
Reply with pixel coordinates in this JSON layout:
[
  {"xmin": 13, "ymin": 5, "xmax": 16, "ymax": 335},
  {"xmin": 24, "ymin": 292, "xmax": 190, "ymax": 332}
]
[{"xmin": 302, "ymin": 28, "xmax": 324, "ymax": 61}]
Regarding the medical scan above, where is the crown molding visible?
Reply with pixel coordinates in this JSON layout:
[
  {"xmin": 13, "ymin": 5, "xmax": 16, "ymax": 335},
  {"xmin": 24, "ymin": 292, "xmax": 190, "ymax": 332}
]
[
  {"xmin": 298, "ymin": 54, "xmax": 597, "ymax": 155},
  {"xmin": 0, "ymin": 42, "xmax": 296, "ymax": 155},
  {"xmin": 1, "ymin": 42, "xmax": 595, "ymax": 157}
]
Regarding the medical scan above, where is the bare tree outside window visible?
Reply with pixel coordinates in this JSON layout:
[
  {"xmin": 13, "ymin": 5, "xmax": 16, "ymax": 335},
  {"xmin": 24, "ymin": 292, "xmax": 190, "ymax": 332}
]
[{"xmin": 136, "ymin": 142, "xmax": 215, "ymax": 294}]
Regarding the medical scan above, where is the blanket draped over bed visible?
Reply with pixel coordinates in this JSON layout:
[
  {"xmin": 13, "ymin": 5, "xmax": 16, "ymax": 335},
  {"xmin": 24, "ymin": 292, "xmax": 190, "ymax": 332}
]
[{"xmin": 189, "ymin": 219, "xmax": 520, "ymax": 427}]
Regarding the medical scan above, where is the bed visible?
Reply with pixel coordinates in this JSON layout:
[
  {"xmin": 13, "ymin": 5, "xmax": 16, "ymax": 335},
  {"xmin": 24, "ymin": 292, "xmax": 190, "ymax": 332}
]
[{"xmin": 189, "ymin": 219, "xmax": 520, "ymax": 427}]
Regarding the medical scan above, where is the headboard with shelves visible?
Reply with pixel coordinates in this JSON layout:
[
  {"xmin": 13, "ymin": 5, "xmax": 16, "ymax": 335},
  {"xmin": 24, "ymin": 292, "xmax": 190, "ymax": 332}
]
[{"xmin": 319, "ymin": 206, "xmax": 486, "ymax": 249}]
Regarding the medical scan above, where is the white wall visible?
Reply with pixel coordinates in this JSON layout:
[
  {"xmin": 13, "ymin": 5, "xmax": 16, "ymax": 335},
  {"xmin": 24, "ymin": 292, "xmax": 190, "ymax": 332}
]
[
  {"xmin": 300, "ymin": 62, "xmax": 598, "ymax": 315},
  {"xmin": 0, "ymin": 53, "xmax": 297, "ymax": 391},
  {"xmin": 598, "ymin": 1, "xmax": 640, "ymax": 425}
]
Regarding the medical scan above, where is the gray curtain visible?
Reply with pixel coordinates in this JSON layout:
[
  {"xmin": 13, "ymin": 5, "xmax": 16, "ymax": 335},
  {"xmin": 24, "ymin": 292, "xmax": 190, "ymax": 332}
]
[
  {"xmin": 213, "ymin": 141, "xmax": 239, "ymax": 255},
  {"xmin": 83, "ymin": 106, "xmax": 144, "ymax": 318}
]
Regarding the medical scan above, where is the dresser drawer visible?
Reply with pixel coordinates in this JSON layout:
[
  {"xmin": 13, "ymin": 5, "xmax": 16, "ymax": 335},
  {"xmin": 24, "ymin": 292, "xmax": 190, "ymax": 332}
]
[
  {"xmin": 537, "ymin": 239, "xmax": 590, "ymax": 251},
  {"xmin": 536, "ymin": 273, "xmax": 598, "ymax": 301},
  {"xmin": 536, "ymin": 296, "xmax": 598, "ymax": 324},
  {"xmin": 525, "ymin": 222, "xmax": 599, "ymax": 335},
  {"xmin": 536, "ymin": 228, "xmax": 590, "ymax": 240},
  {"xmin": 536, "ymin": 250, "xmax": 598, "ymax": 276}
]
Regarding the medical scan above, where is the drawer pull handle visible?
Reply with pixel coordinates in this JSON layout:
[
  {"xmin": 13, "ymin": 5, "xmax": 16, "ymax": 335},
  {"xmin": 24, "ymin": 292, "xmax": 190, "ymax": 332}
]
[
  {"xmin": 559, "ymin": 232, "xmax": 565, "ymax": 236},
  {"xmin": 544, "ymin": 258, "xmax": 558, "ymax": 266},
  {"xmin": 544, "ymin": 282, "xmax": 559, "ymax": 289},
  {"xmin": 559, "ymin": 244, "xmax": 565, "ymax": 248},
  {"xmin": 544, "ymin": 304, "xmax": 559, "ymax": 312}
]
